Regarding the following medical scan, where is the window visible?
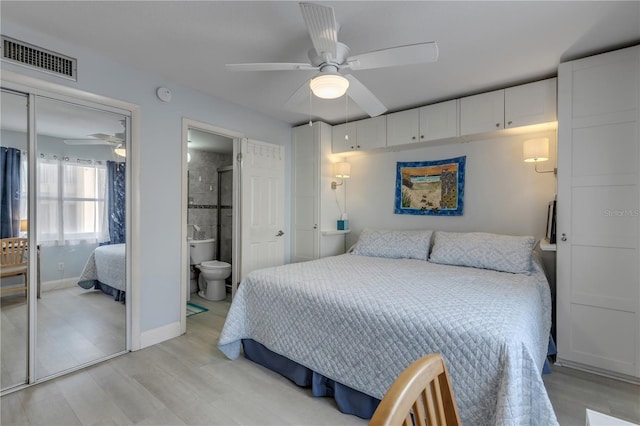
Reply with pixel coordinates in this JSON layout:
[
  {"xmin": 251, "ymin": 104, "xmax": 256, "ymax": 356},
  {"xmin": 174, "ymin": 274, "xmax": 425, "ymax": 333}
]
[{"xmin": 37, "ymin": 157, "xmax": 108, "ymax": 244}]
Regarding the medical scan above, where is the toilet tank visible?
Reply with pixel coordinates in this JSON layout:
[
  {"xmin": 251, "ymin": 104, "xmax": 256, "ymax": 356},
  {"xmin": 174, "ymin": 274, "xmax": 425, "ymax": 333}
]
[{"xmin": 189, "ymin": 238, "xmax": 216, "ymax": 265}]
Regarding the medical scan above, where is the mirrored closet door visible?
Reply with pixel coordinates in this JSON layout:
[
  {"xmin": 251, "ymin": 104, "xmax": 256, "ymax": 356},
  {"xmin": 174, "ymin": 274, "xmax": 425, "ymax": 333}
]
[
  {"xmin": 35, "ymin": 97, "xmax": 128, "ymax": 380},
  {"xmin": 0, "ymin": 89, "xmax": 30, "ymax": 390},
  {"xmin": 0, "ymin": 88, "xmax": 130, "ymax": 392}
]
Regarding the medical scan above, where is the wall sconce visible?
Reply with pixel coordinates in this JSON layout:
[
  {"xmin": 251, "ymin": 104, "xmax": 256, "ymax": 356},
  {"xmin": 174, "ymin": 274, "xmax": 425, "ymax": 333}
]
[
  {"xmin": 523, "ymin": 137, "xmax": 556, "ymax": 174},
  {"xmin": 331, "ymin": 161, "xmax": 351, "ymax": 189},
  {"xmin": 20, "ymin": 219, "xmax": 28, "ymax": 233}
]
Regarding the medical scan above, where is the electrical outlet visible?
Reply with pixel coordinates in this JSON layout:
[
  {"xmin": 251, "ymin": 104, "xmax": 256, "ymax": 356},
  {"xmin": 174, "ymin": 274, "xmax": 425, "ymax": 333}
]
[{"xmin": 58, "ymin": 262, "xmax": 64, "ymax": 271}]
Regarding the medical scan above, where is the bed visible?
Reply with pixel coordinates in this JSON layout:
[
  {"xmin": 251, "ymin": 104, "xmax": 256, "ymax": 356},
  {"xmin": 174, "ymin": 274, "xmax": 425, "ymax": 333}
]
[
  {"xmin": 77, "ymin": 243, "xmax": 126, "ymax": 302},
  {"xmin": 218, "ymin": 230, "xmax": 558, "ymax": 425}
]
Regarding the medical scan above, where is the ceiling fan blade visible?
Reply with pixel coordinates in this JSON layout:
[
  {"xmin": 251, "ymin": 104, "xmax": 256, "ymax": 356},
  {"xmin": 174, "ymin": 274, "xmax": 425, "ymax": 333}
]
[
  {"xmin": 284, "ymin": 80, "xmax": 312, "ymax": 110},
  {"xmin": 348, "ymin": 42, "xmax": 439, "ymax": 70},
  {"xmin": 226, "ymin": 63, "xmax": 318, "ymax": 72},
  {"xmin": 300, "ymin": 2, "xmax": 338, "ymax": 61},
  {"xmin": 63, "ymin": 139, "xmax": 117, "ymax": 146},
  {"xmin": 90, "ymin": 133, "xmax": 124, "ymax": 143},
  {"xmin": 344, "ymin": 74, "xmax": 387, "ymax": 117}
]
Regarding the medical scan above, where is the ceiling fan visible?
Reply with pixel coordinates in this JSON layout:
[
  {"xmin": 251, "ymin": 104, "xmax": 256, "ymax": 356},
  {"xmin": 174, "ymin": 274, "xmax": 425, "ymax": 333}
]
[
  {"xmin": 226, "ymin": 2, "xmax": 439, "ymax": 118},
  {"xmin": 63, "ymin": 132, "xmax": 125, "ymax": 146}
]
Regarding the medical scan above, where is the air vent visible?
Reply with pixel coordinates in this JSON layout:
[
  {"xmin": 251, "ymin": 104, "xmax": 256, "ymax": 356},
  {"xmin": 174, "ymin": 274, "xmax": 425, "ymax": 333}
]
[{"xmin": 1, "ymin": 35, "xmax": 77, "ymax": 81}]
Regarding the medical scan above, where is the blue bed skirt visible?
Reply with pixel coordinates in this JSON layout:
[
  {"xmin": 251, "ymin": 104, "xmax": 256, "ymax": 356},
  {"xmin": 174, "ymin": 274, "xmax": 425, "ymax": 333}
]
[
  {"xmin": 242, "ymin": 336, "xmax": 557, "ymax": 420},
  {"xmin": 242, "ymin": 339, "xmax": 380, "ymax": 419},
  {"xmin": 78, "ymin": 280, "xmax": 125, "ymax": 303}
]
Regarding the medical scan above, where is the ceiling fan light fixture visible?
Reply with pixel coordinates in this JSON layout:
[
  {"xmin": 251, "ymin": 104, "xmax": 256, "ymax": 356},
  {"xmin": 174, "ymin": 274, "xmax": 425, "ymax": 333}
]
[
  {"xmin": 310, "ymin": 73, "xmax": 349, "ymax": 99},
  {"xmin": 114, "ymin": 145, "xmax": 126, "ymax": 158}
]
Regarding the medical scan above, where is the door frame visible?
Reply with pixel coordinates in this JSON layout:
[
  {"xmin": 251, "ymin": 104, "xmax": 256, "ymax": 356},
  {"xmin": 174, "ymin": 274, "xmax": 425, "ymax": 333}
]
[
  {"xmin": 0, "ymin": 70, "xmax": 141, "ymax": 392},
  {"xmin": 180, "ymin": 118, "xmax": 242, "ymax": 334}
]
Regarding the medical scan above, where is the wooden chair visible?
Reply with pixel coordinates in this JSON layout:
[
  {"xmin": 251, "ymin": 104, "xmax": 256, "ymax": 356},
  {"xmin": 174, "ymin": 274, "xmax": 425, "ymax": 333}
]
[
  {"xmin": 0, "ymin": 237, "xmax": 28, "ymax": 297},
  {"xmin": 369, "ymin": 354, "xmax": 461, "ymax": 426}
]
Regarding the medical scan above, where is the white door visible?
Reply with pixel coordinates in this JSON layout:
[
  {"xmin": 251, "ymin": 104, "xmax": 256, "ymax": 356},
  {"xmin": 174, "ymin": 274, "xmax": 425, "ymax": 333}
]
[
  {"xmin": 557, "ymin": 46, "xmax": 639, "ymax": 379},
  {"xmin": 239, "ymin": 138, "xmax": 285, "ymax": 281},
  {"xmin": 292, "ymin": 124, "xmax": 319, "ymax": 263}
]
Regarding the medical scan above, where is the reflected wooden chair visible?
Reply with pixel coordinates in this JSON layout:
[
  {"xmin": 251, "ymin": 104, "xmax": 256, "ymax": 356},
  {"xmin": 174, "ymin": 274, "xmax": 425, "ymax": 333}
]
[
  {"xmin": 369, "ymin": 354, "xmax": 461, "ymax": 426},
  {"xmin": 0, "ymin": 237, "xmax": 28, "ymax": 297}
]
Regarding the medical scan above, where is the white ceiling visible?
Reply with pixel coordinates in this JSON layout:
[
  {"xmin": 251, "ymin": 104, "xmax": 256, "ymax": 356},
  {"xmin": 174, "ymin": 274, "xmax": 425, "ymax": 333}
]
[{"xmin": 2, "ymin": 1, "xmax": 639, "ymax": 126}]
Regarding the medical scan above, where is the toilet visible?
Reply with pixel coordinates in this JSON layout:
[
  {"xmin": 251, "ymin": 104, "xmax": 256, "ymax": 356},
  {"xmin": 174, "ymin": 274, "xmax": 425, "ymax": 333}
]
[
  {"xmin": 197, "ymin": 261, "xmax": 231, "ymax": 301},
  {"xmin": 189, "ymin": 238, "xmax": 231, "ymax": 301}
]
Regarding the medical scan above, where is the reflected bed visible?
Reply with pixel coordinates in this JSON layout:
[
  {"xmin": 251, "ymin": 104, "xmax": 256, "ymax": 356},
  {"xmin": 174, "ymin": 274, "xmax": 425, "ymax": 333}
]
[{"xmin": 77, "ymin": 243, "xmax": 126, "ymax": 302}]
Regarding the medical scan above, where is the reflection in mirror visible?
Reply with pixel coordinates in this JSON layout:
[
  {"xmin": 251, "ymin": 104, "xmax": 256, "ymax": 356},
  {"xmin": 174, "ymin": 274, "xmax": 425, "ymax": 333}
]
[
  {"xmin": 0, "ymin": 89, "xmax": 29, "ymax": 391},
  {"xmin": 35, "ymin": 97, "xmax": 127, "ymax": 379}
]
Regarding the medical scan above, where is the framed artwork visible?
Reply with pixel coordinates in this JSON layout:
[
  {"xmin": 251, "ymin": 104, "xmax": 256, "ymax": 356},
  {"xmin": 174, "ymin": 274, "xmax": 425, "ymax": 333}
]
[{"xmin": 394, "ymin": 156, "xmax": 466, "ymax": 216}]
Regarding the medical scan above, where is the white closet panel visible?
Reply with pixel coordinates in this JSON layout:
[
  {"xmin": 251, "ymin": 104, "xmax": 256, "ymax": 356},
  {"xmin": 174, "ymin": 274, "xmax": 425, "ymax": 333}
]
[{"xmin": 557, "ymin": 45, "xmax": 640, "ymax": 381}]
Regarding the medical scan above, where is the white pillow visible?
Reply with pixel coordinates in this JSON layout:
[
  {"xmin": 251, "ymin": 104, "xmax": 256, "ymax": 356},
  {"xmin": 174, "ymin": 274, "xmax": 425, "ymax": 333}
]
[
  {"xmin": 429, "ymin": 231, "xmax": 535, "ymax": 274},
  {"xmin": 351, "ymin": 228, "xmax": 432, "ymax": 260}
]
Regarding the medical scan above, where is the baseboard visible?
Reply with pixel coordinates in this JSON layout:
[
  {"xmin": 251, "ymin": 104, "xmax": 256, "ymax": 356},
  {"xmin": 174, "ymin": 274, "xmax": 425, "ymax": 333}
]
[
  {"xmin": 41, "ymin": 276, "xmax": 80, "ymax": 292},
  {"xmin": 555, "ymin": 358, "xmax": 640, "ymax": 385},
  {"xmin": 139, "ymin": 321, "xmax": 181, "ymax": 349}
]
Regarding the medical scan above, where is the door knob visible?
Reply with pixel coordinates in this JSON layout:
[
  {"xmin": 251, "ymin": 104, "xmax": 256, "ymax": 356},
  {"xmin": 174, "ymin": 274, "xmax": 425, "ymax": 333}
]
[{"xmin": 276, "ymin": 230, "xmax": 284, "ymax": 237}]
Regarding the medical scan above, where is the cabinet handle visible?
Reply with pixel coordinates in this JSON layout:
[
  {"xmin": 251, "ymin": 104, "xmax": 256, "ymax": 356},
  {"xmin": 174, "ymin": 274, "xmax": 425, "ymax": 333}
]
[
  {"xmin": 313, "ymin": 224, "xmax": 317, "ymax": 230},
  {"xmin": 276, "ymin": 230, "xmax": 284, "ymax": 237},
  {"xmin": 495, "ymin": 123, "xmax": 500, "ymax": 127},
  {"xmin": 420, "ymin": 135, "xmax": 424, "ymax": 139},
  {"xmin": 560, "ymin": 233, "xmax": 567, "ymax": 242},
  {"xmin": 507, "ymin": 120, "xmax": 513, "ymax": 125},
  {"xmin": 411, "ymin": 136, "xmax": 416, "ymax": 140},
  {"xmin": 350, "ymin": 146, "xmax": 354, "ymax": 149},
  {"xmin": 356, "ymin": 145, "xmax": 361, "ymax": 149}
]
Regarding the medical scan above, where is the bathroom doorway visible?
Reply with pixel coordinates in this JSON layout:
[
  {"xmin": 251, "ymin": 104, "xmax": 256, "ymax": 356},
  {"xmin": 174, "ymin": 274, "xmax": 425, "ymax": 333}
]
[{"xmin": 180, "ymin": 119, "xmax": 240, "ymax": 333}]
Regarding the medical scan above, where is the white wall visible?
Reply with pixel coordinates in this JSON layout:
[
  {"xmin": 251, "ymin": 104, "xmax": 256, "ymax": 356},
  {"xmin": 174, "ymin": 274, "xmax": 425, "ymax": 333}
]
[
  {"xmin": 344, "ymin": 130, "xmax": 557, "ymax": 248},
  {"xmin": 0, "ymin": 21, "xmax": 292, "ymax": 335}
]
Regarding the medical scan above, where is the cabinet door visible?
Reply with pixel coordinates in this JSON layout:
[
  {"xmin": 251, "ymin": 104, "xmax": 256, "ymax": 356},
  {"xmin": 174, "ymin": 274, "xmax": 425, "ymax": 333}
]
[
  {"xmin": 292, "ymin": 125, "xmax": 319, "ymax": 262},
  {"xmin": 356, "ymin": 115, "xmax": 387, "ymax": 150},
  {"xmin": 557, "ymin": 46, "xmax": 639, "ymax": 378},
  {"xmin": 332, "ymin": 122, "xmax": 357, "ymax": 153},
  {"xmin": 418, "ymin": 100, "xmax": 458, "ymax": 141},
  {"xmin": 386, "ymin": 108, "xmax": 420, "ymax": 147},
  {"xmin": 505, "ymin": 78, "xmax": 557, "ymax": 128},
  {"xmin": 459, "ymin": 89, "xmax": 504, "ymax": 135}
]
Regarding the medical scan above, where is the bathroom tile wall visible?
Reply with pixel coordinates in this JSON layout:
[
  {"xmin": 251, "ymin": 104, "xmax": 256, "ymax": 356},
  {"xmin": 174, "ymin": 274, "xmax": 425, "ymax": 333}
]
[
  {"xmin": 218, "ymin": 169, "xmax": 233, "ymax": 264},
  {"xmin": 188, "ymin": 149, "xmax": 233, "ymax": 256}
]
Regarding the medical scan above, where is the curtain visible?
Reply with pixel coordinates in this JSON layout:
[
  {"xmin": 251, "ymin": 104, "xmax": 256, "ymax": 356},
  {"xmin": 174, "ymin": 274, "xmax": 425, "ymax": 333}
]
[
  {"xmin": 1, "ymin": 147, "xmax": 22, "ymax": 238},
  {"xmin": 106, "ymin": 161, "xmax": 126, "ymax": 244}
]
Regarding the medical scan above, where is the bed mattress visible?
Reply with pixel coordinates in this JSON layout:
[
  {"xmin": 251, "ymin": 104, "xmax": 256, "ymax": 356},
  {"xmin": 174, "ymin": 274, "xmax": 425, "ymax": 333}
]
[{"xmin": 218, "ymin": 253, "xmax": 557, "ymax": 425}]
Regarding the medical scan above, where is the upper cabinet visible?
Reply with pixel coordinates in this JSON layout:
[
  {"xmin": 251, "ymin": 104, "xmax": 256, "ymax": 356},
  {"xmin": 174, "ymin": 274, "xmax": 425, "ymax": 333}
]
[
  {"xmin": 459, "ymin": 90, "xmax": 505, "ymax": 135},
  {"xmin": 460, "ymin": 79, "xmax": 557, "ymax": 136},
  {"xmin": 419, "ymin": 100, "xmax": 459, "ymax": 142},
  {"xmin": 505, "ymin": 78, "xmax": 557, "ymax": 128},
  {"xmin": 386, "ymin": 108, "xmax": 420, "ymax": 146},
  {"xmin": 332, "ymin": 116, "xmax": 386, "ymax": 153},
  {"xmin": 387, "ymin": 100, "xmax": 459, "ymax": 147},
  {"xmin": 330, "ymin": 78, "xmax": 557, "ymax": 154}
]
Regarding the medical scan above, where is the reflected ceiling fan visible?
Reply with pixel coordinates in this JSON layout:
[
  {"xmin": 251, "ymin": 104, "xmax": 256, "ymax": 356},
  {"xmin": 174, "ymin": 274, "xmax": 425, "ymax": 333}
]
[
  {"xmin": 226, "ymin": 2, "xmax": 439, "ymax": 118},
  {"xmin": 63, "ymin": 132, "xmax": 124, "ymax": 146}
]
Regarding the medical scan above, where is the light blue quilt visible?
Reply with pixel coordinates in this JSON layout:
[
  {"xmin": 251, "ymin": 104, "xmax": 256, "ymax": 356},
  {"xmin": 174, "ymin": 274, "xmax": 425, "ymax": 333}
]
[
  {"xmin": 77, "ymin": 243, "xmax": 126, "ymax": 291},
  {"xmin": 218, "ymin": 254, "xmax": 557, "ymax": 425}
]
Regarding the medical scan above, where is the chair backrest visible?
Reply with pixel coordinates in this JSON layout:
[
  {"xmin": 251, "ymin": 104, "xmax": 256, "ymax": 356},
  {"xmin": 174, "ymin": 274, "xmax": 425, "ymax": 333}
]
[
  {"xmin": 0, "ymin": 238, "xmax": 28, "ymax": 267},
  {"xmin": 369, "ymin": 354, "xmax": 461, "ymax": 426}
]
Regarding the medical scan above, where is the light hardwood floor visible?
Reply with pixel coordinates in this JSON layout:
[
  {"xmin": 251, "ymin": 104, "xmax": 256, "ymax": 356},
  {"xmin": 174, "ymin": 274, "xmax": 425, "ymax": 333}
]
[
  {"xmin": 1, "ymin": 286, "xmax": 126, "ymax": 388},
  {"xmin": 2, "ymin": 293, "xmax": 639, "ymax": 426}
]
